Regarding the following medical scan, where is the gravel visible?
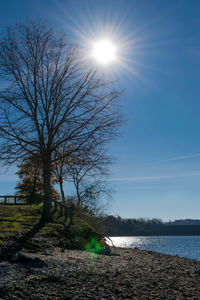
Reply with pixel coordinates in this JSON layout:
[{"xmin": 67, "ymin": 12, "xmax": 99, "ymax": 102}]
[{"xmin": 1, "ymin": 247, "xmax": 200, "ymax": 299}]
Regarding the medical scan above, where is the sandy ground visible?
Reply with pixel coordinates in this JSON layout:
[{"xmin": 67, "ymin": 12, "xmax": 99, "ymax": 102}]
[{"xmin": 1, "ymin": 247, "xmax": 200, "ymax": 299}]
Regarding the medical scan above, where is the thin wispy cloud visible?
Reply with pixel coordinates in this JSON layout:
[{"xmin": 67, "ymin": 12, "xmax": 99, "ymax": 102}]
[
  {"xmin": 162, "ymin": 153, "xmax": 200, "ymax": 162},
  {"xmin": 188, "ymin": 48, "xmax": 200, "ymax": 57},
  {"xmin": 109, "ymin": 171, "xmax": 200, "ymax": 182}
]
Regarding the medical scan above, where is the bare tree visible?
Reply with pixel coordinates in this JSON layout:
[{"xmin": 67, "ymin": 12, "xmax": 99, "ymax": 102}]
[
  {"xmin": 70, "ymin": 150, "xmax": 110, "ymax": 207},
  {"xmin": 53, "ymin": 140, "xmax": 110, "ymax": 206},
  {"xmin": 53, "ymin": 146, "xmax": 111, "ymax": 220},
  {"xmin": 0, "ymin": 20, "xmax": 121, "ymax": 222}
]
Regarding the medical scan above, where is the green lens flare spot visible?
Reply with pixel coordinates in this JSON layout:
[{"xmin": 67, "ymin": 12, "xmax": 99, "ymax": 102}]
[{"xmin": 84, "ymin": 237, "xmax": 102, "ymax": 254}]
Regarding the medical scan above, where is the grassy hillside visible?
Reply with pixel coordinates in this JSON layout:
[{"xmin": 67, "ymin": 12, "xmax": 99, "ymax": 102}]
[
  {"xmin": 0, "ymin": 204, "xmax": 41, "ymax": 243},
  {"xmin": 0, "ymin": 204, "xmax": 109, "ymax": 254}
]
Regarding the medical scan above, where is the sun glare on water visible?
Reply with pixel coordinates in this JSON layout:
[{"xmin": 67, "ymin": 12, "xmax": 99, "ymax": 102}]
[{"xmin": 92, "ymin": 39, "xmax": 117, "ymax": 65}]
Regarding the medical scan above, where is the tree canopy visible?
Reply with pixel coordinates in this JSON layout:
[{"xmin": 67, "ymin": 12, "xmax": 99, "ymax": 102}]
[{"xmin": 0, "ymin": 20, "xmax": 122, "ymax": 221}]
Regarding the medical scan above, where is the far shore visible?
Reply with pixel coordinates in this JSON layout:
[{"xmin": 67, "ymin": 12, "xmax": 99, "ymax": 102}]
[{"xmin": 1, "ymin": 246, "xmax": 200, "ymax": 299}]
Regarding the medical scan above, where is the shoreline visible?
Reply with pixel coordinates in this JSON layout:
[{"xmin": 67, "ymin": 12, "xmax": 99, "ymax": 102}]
[{"xmin": 1, "ymin": 246, "xmax": 200, "ymax": 299}]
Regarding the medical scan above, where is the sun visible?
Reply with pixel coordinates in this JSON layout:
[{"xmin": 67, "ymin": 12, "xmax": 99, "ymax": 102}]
[{"xmin": 92, "ymin": 39, "xmax": 117, "ymax": 65}]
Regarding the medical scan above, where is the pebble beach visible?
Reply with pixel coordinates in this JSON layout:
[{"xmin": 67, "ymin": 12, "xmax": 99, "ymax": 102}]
[{"xmin": 1, "ymin": 246, "xmax": 200, "ymax": 299}]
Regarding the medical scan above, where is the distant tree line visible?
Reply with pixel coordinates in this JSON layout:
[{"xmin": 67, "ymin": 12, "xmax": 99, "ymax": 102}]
[
  {"xmin": 101, "ymin": 215, "xmax": 200, "ymax": 236},
  {"xmin": 166, "ymin": 219, "xmax": 200, "ymax": 226}
]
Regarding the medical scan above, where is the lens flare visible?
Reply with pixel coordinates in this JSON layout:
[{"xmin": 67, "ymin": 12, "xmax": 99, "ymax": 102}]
[{"xmin": 85, "ymin": 237, "xmax": 102, "ymax": 253}]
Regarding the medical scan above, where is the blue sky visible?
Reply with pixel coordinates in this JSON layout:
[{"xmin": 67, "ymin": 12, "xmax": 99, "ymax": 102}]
[{"xmin": 0, "ymin": 0, "xmax": 200, "ymax": 221}]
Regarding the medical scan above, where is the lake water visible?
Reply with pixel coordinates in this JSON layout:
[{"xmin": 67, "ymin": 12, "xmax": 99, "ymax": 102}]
[{"xmin": 108, "ymin": 236, "xmax": 200, "ymax": 261}]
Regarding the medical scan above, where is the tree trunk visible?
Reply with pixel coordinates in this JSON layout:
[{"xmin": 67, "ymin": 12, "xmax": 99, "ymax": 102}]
[
  {"xmin": 30, "ymin": 174, "xmax": 37, "ymax": 204},
  {"xmin": 75, "ymin": 181, "xmax": 81, "ymax": 206},
  {"xmin": 41, "ymin": 154, "xmax": 52, "ymax": 222},
  {"xmin": 59, "ymin": 176, "xmax": 65, "ymax": 203}
]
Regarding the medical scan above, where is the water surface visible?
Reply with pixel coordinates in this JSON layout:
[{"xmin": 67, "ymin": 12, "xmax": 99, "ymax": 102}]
[{"xmin": 109, "ymin": 236, "xmax": 200, "ymax": 261}]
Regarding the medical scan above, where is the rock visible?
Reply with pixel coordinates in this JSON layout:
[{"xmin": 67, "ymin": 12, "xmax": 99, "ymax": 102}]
[
  {"xmin": 10, "ymin": 252, "xmax": 24, "ymax": 262},
  {"xmin": 102, "ymin": 246, "xmax": 111, "ymax": 255},
  {"xmin": 9, "ymin": 252, "xmax": 47, "ymax": 268}
]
